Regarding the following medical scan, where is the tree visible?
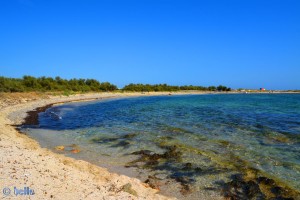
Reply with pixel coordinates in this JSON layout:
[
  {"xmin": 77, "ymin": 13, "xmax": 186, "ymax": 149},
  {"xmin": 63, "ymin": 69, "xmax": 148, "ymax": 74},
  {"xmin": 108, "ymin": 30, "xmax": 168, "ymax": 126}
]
[
  {"xmin": 99, "ymin": 82, "xmax": 117, "ymax": 91},
  {"xmin": 23, "ymin": 76, "xmax": 40, "ymax": 90},
  {"xmin": 86, "ymin": 79, "xmax": 101, "ymax": 91},
  {"xmin": 208, "ymin": 86, "xmax": 216, "ymax": 91}
]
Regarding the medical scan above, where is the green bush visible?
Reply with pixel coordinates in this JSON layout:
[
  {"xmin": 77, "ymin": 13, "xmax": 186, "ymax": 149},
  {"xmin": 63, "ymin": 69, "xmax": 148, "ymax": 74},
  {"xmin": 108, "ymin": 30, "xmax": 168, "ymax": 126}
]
[
  {"xmin": 0, "ymin": 76, "xmax": 117, "ymax": 93},
  {"xmin": 122, "ymin": 83, "xmax": 231, "ymax": 92}
]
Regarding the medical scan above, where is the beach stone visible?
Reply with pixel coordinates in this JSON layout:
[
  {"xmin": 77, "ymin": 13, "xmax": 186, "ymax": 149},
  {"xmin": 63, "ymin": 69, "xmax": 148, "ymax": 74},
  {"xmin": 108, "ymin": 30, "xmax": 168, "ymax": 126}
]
[
  {"xmin": 154, "ymin": 173, "xmax": 168, "ymax": 180},
  {"xmin": 55, "ymin": 146, "xmax": 65, "ymax": 151},
  {"xmin": 71, "ymin": 149, "xmax": 80, "ymax": 154},
  {"xmin": 120, "ymin": 183, "xmax": 138, "ymax": 197}
]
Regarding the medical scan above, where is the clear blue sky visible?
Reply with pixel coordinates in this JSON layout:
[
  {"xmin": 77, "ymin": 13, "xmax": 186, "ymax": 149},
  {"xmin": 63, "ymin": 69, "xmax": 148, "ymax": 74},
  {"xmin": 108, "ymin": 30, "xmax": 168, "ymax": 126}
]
[{"xmin": 0, "ymin": 0, "xmax": 299, "ymax": 89}]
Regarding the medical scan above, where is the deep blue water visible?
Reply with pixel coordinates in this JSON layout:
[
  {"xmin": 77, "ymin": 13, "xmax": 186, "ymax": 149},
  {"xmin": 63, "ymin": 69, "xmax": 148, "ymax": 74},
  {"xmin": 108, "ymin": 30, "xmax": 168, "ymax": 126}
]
[{"xmin": 23, "ymin": 94, "xmax": 300, "ymax": 199}]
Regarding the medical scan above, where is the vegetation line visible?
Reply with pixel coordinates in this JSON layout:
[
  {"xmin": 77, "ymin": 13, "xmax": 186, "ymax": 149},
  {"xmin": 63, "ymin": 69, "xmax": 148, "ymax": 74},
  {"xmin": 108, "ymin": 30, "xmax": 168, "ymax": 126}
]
[{"xmin": 0, "ymin": 75, "xmax": 231, "ymax": 93}]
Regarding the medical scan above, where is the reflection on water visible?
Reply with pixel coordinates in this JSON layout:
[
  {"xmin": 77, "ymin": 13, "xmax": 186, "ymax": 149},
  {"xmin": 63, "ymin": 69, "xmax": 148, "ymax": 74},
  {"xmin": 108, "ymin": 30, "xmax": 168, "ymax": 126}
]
[{"xmin": 22, "ymin": 94, "xmax": 300, "ymax": 199}]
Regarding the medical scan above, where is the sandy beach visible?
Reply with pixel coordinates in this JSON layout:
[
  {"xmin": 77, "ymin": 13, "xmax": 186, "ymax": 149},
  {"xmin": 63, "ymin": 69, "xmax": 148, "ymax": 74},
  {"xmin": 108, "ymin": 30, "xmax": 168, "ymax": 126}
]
[{"xmin": 0, "ymin": 91, "xmax": 208, "ymax": 200}]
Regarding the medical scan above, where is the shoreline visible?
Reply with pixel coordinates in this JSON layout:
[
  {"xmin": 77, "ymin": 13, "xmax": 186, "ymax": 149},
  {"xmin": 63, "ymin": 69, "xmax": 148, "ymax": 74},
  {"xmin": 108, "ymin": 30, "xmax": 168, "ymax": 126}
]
[{"xmin": 1, "ymin": 92, "xmax": 186, "ymax": 200}]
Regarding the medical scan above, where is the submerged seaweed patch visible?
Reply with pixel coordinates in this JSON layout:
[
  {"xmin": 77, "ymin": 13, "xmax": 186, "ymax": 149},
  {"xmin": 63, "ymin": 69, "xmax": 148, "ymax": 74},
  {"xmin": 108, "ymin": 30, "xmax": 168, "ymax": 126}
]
[
  {"xmin": 127, "ymin": 144, "xmax": 194, "ymax": 194},
  {"xmin": 126, "ymin": 142, "xmax": 230, "ymax": 195},
  {"xmin": 91, "ymin": 137, "xmax": 119, "ymax": 144},
  {"xmin": 158, "ymin": 124, "xmax": 193, "ymax": 134},
  {"xmin": 128, "ymin": 144, "xmax": 182, "ymax": 169},
  {"xmin": 217, "ymin": 174, "xmax": 265, "ymax": 200},
  {"xmin": 217, "ymin": 173, "xmax": 299, "ymax": 200},
  {"xmin": 90, "ymin": 133, "xmax": 138, "ymax": 148}
]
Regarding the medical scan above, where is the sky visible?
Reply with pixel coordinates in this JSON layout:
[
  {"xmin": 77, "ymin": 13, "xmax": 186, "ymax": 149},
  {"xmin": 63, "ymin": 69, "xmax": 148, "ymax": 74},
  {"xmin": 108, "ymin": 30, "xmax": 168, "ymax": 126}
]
[{"xmin": 0, "ymin": 0, "xmax": 299, "ymax": 90}]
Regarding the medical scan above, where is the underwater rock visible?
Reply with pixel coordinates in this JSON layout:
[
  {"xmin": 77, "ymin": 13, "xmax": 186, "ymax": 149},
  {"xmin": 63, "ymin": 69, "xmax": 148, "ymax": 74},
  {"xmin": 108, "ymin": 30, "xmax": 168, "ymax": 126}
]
[
  {"xmin": 269, "ymin": 197, "xmax": 294, "ymax": 200},
  {"xmin": 182, "ymin": 163, "xmax": 193, "ymax": 171},
  {"xmin": 257, "ymin": 176, "xmax": 275, "ymax": 186},
  {"xmin": 123, "ymin": 133, "xmax": 137, "ymax": 139},
  {"xmin": 132, "ymin": 150, "xmax": 153, "ymax": 156},
  {"xmin": 271, "ymin": 186, "xmax": 283, "ymax": 196}
]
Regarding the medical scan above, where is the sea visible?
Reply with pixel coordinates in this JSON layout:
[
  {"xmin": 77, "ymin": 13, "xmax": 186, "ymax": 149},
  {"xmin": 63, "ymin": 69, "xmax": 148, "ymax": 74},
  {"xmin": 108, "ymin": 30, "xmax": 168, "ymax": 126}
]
[{"xmin": 21, "ymin": 94, "xmax": 300, "ymax": 199}]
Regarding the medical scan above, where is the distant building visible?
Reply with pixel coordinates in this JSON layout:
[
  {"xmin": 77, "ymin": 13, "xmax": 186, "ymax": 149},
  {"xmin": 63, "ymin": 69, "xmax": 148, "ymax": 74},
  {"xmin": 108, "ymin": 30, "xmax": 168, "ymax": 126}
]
[{"xmin": 260, "ymin": 88, "xmax": 266, "ymax": 91}]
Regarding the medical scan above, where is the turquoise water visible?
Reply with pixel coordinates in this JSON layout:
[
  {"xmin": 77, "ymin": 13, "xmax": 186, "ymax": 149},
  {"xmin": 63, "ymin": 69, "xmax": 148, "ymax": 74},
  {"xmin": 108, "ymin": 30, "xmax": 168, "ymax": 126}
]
[{"xmin": 22, "ymin": 94, "xmax": 300, "ymax": 199}]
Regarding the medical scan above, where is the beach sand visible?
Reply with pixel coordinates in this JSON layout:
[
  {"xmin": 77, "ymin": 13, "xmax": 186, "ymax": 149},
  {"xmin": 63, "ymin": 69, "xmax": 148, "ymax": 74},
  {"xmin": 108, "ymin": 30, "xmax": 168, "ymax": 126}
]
[{"xmin": 0, "ymin": 92, "xmax": 207, "ymax": 200}]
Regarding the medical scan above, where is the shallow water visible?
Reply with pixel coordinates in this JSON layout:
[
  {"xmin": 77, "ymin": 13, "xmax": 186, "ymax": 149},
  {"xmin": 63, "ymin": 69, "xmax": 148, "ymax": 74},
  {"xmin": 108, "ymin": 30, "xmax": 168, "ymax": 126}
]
[{"xmin": 22, "ymin": 94, "xmax": 300, "ymax": 199}]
